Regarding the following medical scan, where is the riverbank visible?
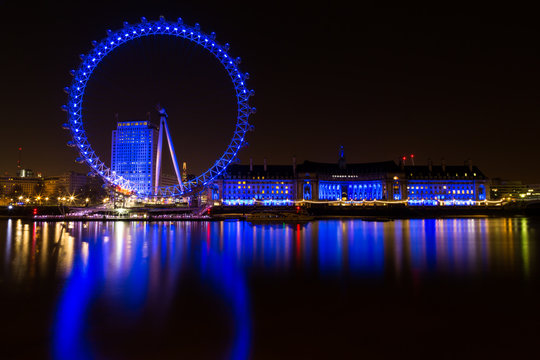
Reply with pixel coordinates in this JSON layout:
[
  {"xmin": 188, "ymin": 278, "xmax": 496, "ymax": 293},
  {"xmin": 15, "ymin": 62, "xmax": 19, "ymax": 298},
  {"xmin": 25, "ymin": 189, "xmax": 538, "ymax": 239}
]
[{"xmin": 1, "ymin": 203, "xmax": 540, "ymax": 221}]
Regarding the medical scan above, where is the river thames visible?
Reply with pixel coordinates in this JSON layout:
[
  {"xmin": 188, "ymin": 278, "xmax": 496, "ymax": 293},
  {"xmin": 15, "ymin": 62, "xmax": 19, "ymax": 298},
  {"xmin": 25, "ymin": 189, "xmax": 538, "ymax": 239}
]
[{"xmin": 0, "ymin": 218, "xmax": 538, "ymax": 359}]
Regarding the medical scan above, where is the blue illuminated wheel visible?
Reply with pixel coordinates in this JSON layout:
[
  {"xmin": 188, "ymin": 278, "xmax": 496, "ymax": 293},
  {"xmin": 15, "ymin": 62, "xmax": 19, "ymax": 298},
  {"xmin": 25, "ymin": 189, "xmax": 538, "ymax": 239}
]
[{"xmin": 62, "ymin": 16, "xmax": 255, "ymax": 197}]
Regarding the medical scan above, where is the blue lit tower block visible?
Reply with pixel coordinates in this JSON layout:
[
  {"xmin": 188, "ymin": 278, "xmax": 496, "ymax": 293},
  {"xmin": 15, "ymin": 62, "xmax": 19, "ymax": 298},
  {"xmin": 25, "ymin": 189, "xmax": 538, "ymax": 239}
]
[{"xmin": 111, "ymin": 121, "xmax": 158, "ymax": 196}]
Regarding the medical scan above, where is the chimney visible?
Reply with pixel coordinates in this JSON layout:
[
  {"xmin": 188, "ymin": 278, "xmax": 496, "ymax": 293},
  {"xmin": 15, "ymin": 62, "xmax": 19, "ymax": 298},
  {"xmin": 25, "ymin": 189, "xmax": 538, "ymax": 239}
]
[
  {"xmin": 441, "ymin": 158, "xmax": 446, "ymax": 172},
  {"xmin": 428, "ymin": 158, "xmax": 433, "ymax": 172},
  {"xmin": 467, "ymin": 158, "xmax": 473, "ymax": 173},
  {"xmin": 292, "ymin": 156, "xmax": 297, "ymax": 177},
  {"xmin": 146, "ymin": 112, "xmax": 151, "ymax": 121},
  {"xmin": 114, "ymin": 113, "xmax": 119, "ymax": 122},
  {"xmin": 263, "ymin": 158, "xmax": 267, "ymax": 172},
  {"xmin": 17, "ymin": 147, "xmax": 22, "ymax": 169},
  {"xmin": 249, "ymin": 158, "xmax": 253, "ymax": 172}
]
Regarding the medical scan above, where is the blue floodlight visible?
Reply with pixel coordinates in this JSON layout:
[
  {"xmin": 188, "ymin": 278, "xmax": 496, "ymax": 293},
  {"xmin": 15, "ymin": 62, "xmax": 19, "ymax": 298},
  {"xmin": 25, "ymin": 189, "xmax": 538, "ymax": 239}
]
[{"xmin": 64, "ymin": 17, "xmax": 254, "ymax": 198}]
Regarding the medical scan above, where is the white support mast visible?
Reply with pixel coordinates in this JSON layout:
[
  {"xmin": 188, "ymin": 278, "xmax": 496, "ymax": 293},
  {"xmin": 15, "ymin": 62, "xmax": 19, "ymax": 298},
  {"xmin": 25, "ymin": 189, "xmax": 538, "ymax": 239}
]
[
  {"xmin": 154, "ymin": 115, "xmax": 164, "ymax": 196},
  {"xmin": 154, "ymin": 105, "xmax": 184, "ymax": 196}
]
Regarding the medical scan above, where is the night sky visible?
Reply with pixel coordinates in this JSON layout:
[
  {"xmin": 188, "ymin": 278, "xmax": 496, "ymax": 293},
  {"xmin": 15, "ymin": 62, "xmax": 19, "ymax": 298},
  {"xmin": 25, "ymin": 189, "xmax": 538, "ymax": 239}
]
[{"xmin": 1, "ymin": 1, "xmax": 540, "ymax": 182}]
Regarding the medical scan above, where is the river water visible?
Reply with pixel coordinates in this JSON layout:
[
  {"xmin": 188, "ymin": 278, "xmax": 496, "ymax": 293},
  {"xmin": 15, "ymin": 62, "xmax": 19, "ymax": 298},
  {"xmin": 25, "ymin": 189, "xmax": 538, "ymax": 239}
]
[{"xmin": 0, "ymin": 218, "xmax": 538, "ymax": 359}]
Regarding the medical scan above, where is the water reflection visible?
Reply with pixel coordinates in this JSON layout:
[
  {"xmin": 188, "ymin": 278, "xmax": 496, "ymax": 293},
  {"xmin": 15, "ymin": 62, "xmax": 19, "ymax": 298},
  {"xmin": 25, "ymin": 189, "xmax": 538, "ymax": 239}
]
[
  {"xmin": 49, "ymin": 222, "xmax": 250, "ymax": 360},
  {"xmin": 0, "ymin": 218, "xmax": 536, "ymax": 358},
  {"xmin": 1, "ymin": 218, "xmax": 536, "ymax": 283}
]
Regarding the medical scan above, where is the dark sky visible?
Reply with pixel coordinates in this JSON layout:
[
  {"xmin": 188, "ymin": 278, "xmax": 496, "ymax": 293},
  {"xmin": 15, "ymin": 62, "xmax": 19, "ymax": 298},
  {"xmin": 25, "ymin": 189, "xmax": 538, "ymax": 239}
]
[{"xmin": 1, "ymin": 1, "xmax": 540, "ymax": 182}]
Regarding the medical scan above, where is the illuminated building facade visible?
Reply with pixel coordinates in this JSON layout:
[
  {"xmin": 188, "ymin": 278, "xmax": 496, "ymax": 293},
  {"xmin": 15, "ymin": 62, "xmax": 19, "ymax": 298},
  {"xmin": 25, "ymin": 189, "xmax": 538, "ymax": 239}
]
[
  {"xmin": 43, "ymin": 171, "xmax": 100, "ymax": 196},
  {"xmin": 489, "ymin": 179, "xmax": 540, "ymax": 200},
  {"xmin": 214, "ymin": 164, "xmax": 296, "ymax": 206},
  {"xmin": 111, "ymin": 121, "xmax": 158, "ymax": 195},
  {"xmin": 296, "ymin": 159, "xmax": 402, "ymax": 202},
  {"xmin": 0, "ymin": 176, "xmax": 42, "ymax": 197},
  {"xmin": 214, "ymin": 151, "xmax": 403, "ymax": 205},
  {"xmin": 213, "ymin": 150, "xmax": 490, "ymax": 206},
  {"xmin": 16, "ymin": 169, "xmax": 35, "ymax": 178},
  {"xmin": 403, "ymin": 162, "xmax": 488, "ymax": 205}
]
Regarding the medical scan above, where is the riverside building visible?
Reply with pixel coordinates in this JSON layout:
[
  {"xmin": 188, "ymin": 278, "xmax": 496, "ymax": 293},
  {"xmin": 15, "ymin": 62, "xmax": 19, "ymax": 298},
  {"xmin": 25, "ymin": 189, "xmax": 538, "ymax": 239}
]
[{"xmin": 212, "ymin": 148, "xmax": 490, "ymax": 206}]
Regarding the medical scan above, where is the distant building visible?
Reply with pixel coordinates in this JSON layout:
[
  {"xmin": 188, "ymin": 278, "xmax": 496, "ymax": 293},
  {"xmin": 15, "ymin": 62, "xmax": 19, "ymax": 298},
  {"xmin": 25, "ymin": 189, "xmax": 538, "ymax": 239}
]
[
  {"xmin": 0, "ymin": 176, "xmax": 42, "ymax": 197},
  {"xmin": 489, "ymin": 179, "xmax": 538, "ymax": 200},
  {"xmin": 525, "ymin": 184, "xmax": 540, "ymax": 199},
  {"xmin": 182, "ymin": 162, "xmax": 188, "ymax": 183},
  {"xmin": 111, "ymin": 121, "xmax": 158, "ymax": 195},
  {"xmin": 43, "ymin": 171, "xmax": 99, "ymax": 196},
  {"xmin": 160, "ymin": 173, "xmax": 181, "ymax": 187},
  {"xmin": 16, "ymin": 168, "xmax": 35, "ymax": 178}
]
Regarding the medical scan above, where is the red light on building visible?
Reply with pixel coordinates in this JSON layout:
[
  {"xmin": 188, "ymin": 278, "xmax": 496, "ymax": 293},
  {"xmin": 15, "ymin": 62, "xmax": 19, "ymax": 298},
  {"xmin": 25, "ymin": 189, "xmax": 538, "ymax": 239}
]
[{"xmin": 33, "ymin": 208, "xmax": 37, "ymax": 215}]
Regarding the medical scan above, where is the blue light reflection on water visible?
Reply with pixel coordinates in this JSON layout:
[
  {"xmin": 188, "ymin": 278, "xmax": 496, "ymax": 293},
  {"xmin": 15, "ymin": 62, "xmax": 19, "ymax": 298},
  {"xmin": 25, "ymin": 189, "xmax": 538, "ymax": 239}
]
[
  {"xmin": 0, "ymin": 218, "xmax": 535, "ymax": 359},
  {"xmin": 52, "ymin": 221, "xmax": 251, "ymax": 360},
  {"xmin": 346, "ymin": 220, "xmax": 385, "ymax": 276},
  {"xmin": 53, "ymin": 237, "xmax": 101, "ymax": 360}
]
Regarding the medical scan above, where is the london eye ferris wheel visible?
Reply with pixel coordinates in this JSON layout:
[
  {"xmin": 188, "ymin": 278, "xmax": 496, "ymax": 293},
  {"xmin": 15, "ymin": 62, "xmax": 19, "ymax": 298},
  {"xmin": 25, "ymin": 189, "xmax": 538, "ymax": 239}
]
[{"xmin": 62, "ymin": 16, "xmax": 255, "ymax": 199}]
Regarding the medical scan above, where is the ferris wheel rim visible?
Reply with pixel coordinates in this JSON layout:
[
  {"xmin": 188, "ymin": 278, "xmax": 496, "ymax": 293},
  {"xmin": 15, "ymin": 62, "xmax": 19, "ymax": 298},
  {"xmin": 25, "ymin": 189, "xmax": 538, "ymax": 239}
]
[{"xmin": 63, "ymin": 17, "xmax": 254, "ymax": 198}]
